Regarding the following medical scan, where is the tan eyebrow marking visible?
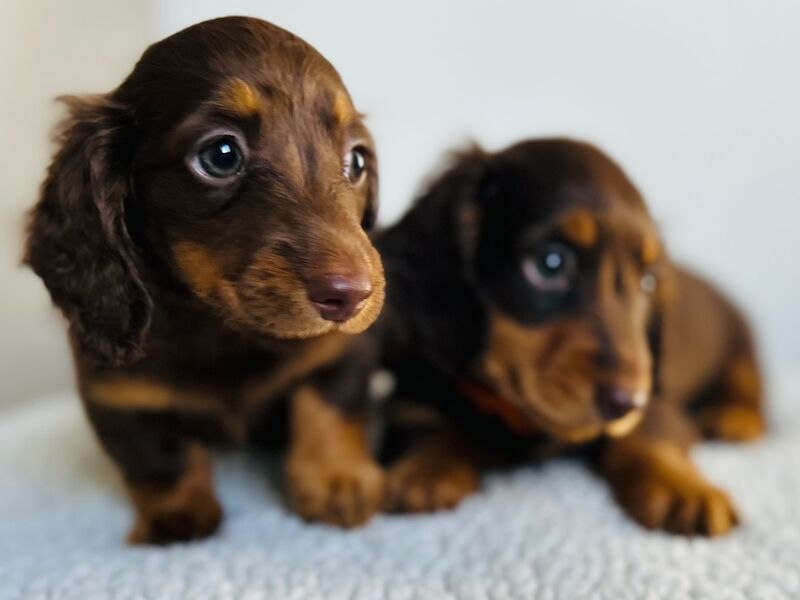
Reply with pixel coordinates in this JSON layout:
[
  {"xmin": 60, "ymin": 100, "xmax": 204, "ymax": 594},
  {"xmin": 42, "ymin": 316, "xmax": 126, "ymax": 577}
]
[
  {"xmin": 332, "ymin": 89, "xmax": 356, "ymax": 124},
  {"xmin": 560, "ymin": 209, "xmax": 598, "ymax": 248},
  {"xmin": 215, "ymin": 78, "xmax": 262, "ymax": 117},
  {"xmin": 641, "ymin": 233, "xmax": 662, "ymax": 265}
]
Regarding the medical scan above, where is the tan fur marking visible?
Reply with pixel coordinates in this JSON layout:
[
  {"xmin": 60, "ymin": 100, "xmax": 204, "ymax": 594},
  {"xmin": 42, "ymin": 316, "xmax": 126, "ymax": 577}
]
[
  {"xmin": 386, "ymin": 433, "xmax": 480, "ymax": 513},
  {"xmin": 727, "ymin": 357, "xmax": 761, "ymax": 400},
  {"xmin": 290, "ymin": 385, "xmax": 369, "ymax": 456},
  {"xmin": 173, "ymin": 241, "xmax": 225, "ymax": 297},
  {"xmin": 641, "ymin": 233, "xmax": 662, "ymax": 265},
  {"xmin": 603, "ymin": 435, "xmax": 738, "ymax": 536},
  {"xmin": 338, "ymin": 242, "xmax": 385, "ymax": 334},
  {"xmin": 216, "ymin": 78, "xmax": 261, "ymax": 116},
  {"xmin": 241, "ymin": 332, "xmax": 352, "ymax": 413},
  {"xmin": 481, "ymin": 312, "xmax": 603, "ymax": 443},
  {"xmin": 286, "ymin": 385, "xmax": 385, "ymax": 527},
  {"xmin": 127, "ymin": 446, "xmax": 222, "ymax": 544},
  {"xmin": 697, "ymin": 404, "xmax": 765, "ymax": 442},
  {"xmin": 696, "ymin": 356, "xmax": 764, "ymax": 441},
  {"xmin": 233, "ymin": 234, "xmax": 383, "ymax": 340},
  {"xmin": 560, "ymin": 209, "xmax": 598, "ymax": 248},
  {"xmin": 89, "ymin": 379, "xmax": 220, "ymax": 413},
  {"xmin": 332, "ymin": 89, "xmax": 355, "ymax": 124},
  {"xmin": 604, "ymin": 409, "xmax": 644, "ymax": 437}
]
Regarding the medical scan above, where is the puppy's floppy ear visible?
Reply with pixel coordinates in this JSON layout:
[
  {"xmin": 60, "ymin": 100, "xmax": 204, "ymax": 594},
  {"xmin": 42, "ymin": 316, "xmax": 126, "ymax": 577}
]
[
  {"xmin": 390, "ymin": 144, "xmax": 490, "ymax": 375},
  {"xmin": 448, "ymin": 146, "xmax": 490, "ymax": 264},
  {"xmin": 24, "ymin": 95, "xmax": 152, "ymax": 366}
]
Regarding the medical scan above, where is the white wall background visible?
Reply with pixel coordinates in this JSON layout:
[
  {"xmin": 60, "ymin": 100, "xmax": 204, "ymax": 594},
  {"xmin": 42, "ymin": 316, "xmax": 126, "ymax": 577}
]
[
  {"xmin": 0, "ymin": 1, "xmax": 151, "ymax": 404},
  {"xmin": 2, "ymin": 0, "xmax": 798, "ymax": 403}
]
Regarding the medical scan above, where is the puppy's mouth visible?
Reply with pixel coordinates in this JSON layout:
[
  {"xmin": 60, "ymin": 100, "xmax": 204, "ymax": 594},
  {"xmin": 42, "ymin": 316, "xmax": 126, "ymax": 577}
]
[
  {"xmin": 603, "ymin": 408, "xmax": 645, "ymax": 437},
  {"xmin": 467, "ymin": 371, "xmax": 648, "ymax": 443},
  {"xmin": 594, "ymin": 384, "xmax": 649, "ymax": 437},
  {"xmin": 520, "ymin": 395, "xmax": 645, "ymax": 443},
  {"xmin": 527, "ymin": 388, "xmax": 648, "ymax": 442}
]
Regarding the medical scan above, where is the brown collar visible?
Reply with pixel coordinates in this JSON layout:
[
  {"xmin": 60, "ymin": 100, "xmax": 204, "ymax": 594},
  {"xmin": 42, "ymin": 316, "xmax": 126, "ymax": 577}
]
[{"xmin": 457, "ymin": 379, "xmax": 540, "ymax": 437}]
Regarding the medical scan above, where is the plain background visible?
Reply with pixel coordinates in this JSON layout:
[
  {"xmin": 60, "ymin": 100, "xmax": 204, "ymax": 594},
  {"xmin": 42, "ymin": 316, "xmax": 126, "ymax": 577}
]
[{"xmin": 2, "ymin": 0, "xmax": 798, "ymax": 404}]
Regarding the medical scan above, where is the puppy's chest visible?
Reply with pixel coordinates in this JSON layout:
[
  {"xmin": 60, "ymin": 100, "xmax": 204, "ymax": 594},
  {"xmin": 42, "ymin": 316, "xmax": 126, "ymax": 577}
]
[
  {"xmin": 138, "ymin": 325, "xmax": 278, "ymax": 390},
  {"xmin": 136, "ymin": 323, "xmax": 349, "ymax": 410}
]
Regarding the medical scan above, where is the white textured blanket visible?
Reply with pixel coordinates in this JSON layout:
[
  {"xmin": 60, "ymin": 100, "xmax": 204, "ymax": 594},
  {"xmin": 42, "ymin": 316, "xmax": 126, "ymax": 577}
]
[{"xmin": 1, "ymin": 378, "xmax": 799, "ymax": 600}]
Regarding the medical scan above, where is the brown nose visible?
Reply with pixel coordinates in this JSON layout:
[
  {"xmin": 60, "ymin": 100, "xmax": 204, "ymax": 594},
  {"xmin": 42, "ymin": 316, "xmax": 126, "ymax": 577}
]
[
  {"xmin": 595, "ymin": 384, "xmax": 638, "ymax": 421},
  {"xmin": 306, "ymin": 273, "xmax": 372, "ymax": 322}
]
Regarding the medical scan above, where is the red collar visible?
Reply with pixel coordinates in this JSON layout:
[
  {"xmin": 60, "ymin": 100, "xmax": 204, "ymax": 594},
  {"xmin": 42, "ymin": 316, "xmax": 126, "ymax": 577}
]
[{"xmin": 457, "ymin": 379, "xmax": 540, "ymax": 437}]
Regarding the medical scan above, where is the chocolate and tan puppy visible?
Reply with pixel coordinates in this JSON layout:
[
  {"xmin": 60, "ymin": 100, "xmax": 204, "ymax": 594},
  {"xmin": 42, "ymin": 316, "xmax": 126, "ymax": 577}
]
[
  {"xmin": 25, "ymin": 17, "xmax": 385, "ymax": 543},
  {"xmin": 367, "ymin": 139, "xmax": 764, "ymax": 536}
]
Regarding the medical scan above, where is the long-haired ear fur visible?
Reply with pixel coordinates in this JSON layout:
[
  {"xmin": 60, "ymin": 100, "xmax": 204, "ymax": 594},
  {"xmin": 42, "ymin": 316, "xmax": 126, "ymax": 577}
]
[
  {"xmin": 380, "ymin": 144, "xmax": 489, "ymax": 375},
  {"xmin": 410, "ymin": 144, "xmax": 489, "ymax": 266},
  {"xmin": 24, "ymin": 95, "xmax": 151, "ymax": 366}
]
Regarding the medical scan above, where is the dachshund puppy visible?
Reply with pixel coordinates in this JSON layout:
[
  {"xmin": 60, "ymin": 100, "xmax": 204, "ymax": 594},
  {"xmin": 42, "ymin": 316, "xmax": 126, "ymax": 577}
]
[
  {"xmin": 25, "ymin": 17, "xmax": 385, "ymax": 543},
  {"xmin": 372, "ymin": 138, "xmax": 764, "ymax": 536}
]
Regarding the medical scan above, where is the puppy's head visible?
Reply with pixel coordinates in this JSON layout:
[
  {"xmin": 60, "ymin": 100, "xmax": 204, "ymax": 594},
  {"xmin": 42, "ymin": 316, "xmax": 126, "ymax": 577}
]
[
  {"xmin": 456, "ymin": 140, "xmax": 669, "ymax": 442},
  {"xmin": 25, "ymin": 17, "xmax": 383, "ymax": 365}
]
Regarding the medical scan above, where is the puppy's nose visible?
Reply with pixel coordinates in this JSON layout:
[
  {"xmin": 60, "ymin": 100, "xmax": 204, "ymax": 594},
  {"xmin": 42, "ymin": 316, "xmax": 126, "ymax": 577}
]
[
  {"xmin": 306, "ymin": 273, "xmax": 372, "ymax": 322},
  {"xmin": 595, "ymin": 384, "xmax": 644, "ymax": 421}
]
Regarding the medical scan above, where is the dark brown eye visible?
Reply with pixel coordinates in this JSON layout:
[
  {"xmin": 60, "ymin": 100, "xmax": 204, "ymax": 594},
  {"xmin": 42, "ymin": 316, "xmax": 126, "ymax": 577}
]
[
  {"xmin": 640, "ymin": 271, "xmax": 658, "ymax": 295},
  {"xmin": 522, "ymin": 242, "xmax": 577, "ymax": 292},
  {"xmin": 346, "ymin": 146, "xmax": 367, "ymax": 183},
  {"xmin": 196, "ymin": 136, "xmax": 244, "ymax": 179}
]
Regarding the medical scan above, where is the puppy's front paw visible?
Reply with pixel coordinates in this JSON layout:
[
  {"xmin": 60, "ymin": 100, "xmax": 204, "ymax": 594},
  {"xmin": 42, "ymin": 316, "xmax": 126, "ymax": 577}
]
[
  {"xmin": 287, "ymin": 456, "xmax": 385, "ymax": 527},
  {"xmin": 616, "ymin": 475, "xmax": 738, "ymax": 537},
  {"xmin": 386, "ymin": 451, "xmax": 478, "ymax": 513},
  {"xmin": 128, "ymin": 488, "xmax": 222, "ymax": 545},
  {"xmin": 696, "ymin": 404, "xmax": 765, "ymax": 442}
]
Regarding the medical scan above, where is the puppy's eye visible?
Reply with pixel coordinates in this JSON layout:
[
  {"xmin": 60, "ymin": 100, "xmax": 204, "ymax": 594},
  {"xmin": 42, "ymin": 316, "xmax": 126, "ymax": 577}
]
[
  {"xmin": 522, "ymin": 243, "xmax": 577, "ymax": 292},
  {"xmin": 345, "ymin": 146, "xmax": 367, "ymax": 183},
  {"xmin": 196, "ymin": 137, "xmax": 244, "ymax": 179},
  {"xmin": 640, "ymin": 271, "xmax": 658, "ymax": 295}
]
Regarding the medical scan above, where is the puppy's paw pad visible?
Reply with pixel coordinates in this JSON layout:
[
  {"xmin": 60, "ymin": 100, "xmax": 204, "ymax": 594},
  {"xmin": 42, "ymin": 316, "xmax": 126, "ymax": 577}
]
[
  {"xmin": 288, "ymin": 460, "xmax": 385, "ymax": 528},
  {"xmin": 697, "ymin": 405, "xmax": 765, "ymax": 442},
  {"xmin": 386, "ymin": 456, "xmax": 478, "ymax": 513},
  {"xmin": 619, "ymin": 478, "xmax": 738, "ymax": 537}
]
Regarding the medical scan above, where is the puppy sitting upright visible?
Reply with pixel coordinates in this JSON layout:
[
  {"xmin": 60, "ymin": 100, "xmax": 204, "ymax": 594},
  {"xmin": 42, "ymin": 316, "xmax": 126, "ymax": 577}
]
[
  {"xmin": 376, "ymin": 138, "xmax": 764, "ymax": 536},
  {"xmin": 25, "ymin": 17, "xmax": 385, "ymax": 544}
]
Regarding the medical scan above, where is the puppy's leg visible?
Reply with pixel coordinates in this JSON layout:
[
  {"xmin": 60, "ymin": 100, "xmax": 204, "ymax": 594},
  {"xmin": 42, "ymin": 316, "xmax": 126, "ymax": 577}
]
[
  {"xmin": 86, "ymin": 404, "xmax": 222, "ymax": 544},
  {"xmin": 600, "ymin": 403, "xmax": 738, "ymax": 536},
  {"xmin": 694, "ymin": 351, "xmax": 766, "ymax": 442},
  {"xmin": 286, "ymin": 385, "xmax": 384, "ymax": 527},
  {"xmin": 385, "ymin": 427, "xmax": 480, "ymax": 513}
]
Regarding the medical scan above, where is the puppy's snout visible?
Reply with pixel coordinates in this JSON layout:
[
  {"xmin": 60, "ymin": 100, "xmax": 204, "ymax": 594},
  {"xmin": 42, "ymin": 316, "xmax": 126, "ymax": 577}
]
[
  {"xmin": 306, "ymin": 273, "xmax": 372, "ymax": 322},
  {"xmin": 595, "ymin": 384, "xmax": 646, "ymax": 420}
]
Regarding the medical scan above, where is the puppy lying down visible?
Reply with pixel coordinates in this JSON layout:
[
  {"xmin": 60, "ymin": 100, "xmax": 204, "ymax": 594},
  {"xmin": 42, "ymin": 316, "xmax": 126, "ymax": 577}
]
[{"xmin": 349, "ymin": 138, "xmax": 763, "ymax": 536}]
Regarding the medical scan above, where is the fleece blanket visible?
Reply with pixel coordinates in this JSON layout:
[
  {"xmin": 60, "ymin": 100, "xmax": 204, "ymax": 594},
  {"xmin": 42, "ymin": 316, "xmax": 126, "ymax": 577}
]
[{"xmin": 1, "ymin": 376, "xmax": 799, "ymax": 600}]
